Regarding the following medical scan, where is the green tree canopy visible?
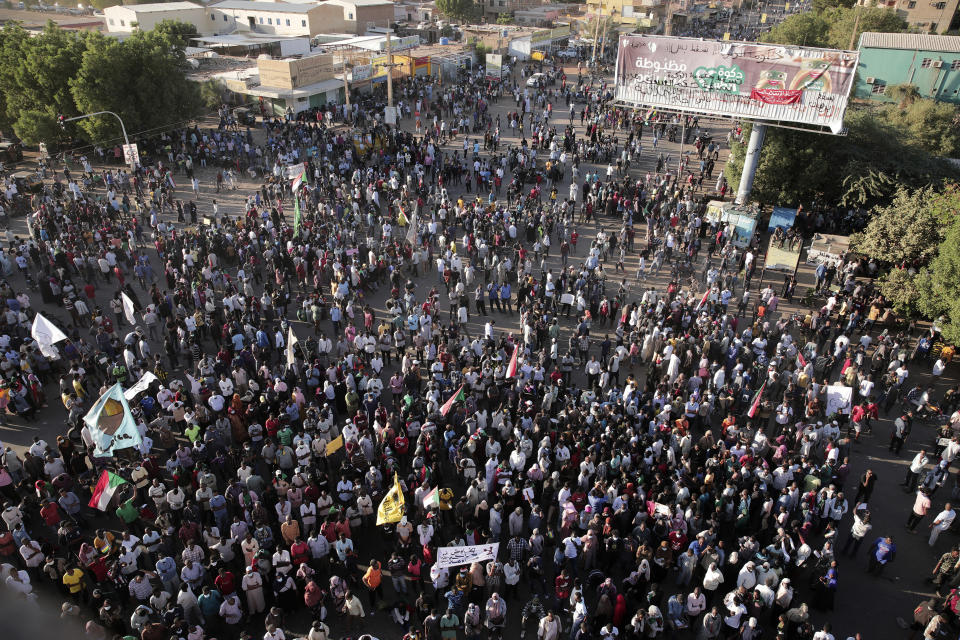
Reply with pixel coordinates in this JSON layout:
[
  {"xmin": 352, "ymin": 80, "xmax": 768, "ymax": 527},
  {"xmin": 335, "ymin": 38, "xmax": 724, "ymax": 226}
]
[
  {"xmin": 849, "ymin": 186, "xmax": 946, "ymax": 266},
  {"xmin": 762, "ymin": 6, "xmax": 906, "ymax": 49},
  {"xmin": 0, "ymin": 20, "xmax": 201, "ymax": 145},
  {"xmin": 435, "ymin": 0, "xmax": 477, "ymax": 22},
  {"xmin": 724, "ymin": 103, "xmax": 960, "ymax": 208}
]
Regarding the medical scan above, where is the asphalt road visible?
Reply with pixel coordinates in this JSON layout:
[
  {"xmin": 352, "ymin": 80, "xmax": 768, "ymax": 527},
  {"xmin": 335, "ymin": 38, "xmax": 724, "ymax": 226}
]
[{"xmin": 1, "ymin": 62, "xmax": 952, "ymax": 640}]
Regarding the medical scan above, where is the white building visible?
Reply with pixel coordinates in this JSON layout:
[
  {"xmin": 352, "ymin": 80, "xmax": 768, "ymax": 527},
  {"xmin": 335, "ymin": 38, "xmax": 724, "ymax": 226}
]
[
  {"xmin": 104, "ymin": 1, "xmax": 208, "ymax": 34},
  {"xmin": 209, "ymin": 0, "xmax": 326, "ymax": 37}
]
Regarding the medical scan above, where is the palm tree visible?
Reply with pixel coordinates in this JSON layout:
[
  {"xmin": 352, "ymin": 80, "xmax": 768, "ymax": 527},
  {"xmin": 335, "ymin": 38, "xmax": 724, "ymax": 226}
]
[{"xmin": 886, "ymin": 83, "xmax": 920, "ymax": 109}]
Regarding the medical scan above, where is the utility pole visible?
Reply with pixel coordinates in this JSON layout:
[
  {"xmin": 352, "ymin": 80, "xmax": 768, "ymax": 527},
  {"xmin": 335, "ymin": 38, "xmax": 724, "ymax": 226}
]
[
  {"xmin": 848, "ymin": 9, "xmax": 860, "ymax": 50},
  {"xmin": 665, "ymin": 0, "xmax": 673, "ymax": 36},
  {"xmin": 591, "ymin": 4, "xmax": 602, "ymax": 65},
  {"xmin": 342, "ymin": 57, "xmax": 351, "ymax": 108},
  {"xmin": 63, "ymin": 110, "xmax": 135, "ymax": 168},
  {"xmin": 386, "ymin": 30, "xmax": 394, "ymax": 108}
]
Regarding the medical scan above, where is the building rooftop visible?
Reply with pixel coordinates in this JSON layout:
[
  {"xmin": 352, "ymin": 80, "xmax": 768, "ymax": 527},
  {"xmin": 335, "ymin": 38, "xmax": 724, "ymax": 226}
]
[
  {"xmin": 859, "ymin": 31, "xmax": 960, "ymax": 53},
  {"xmin": 212, "ymin": 0, "xmax": 319, "ymax": 13},
  {"xmin": 324, "ymin": 0, "xmax": 395, "ymax": 6},
  {"xmin": 109, "ymin": 1, "xmax": 203, "ymax": 12}
]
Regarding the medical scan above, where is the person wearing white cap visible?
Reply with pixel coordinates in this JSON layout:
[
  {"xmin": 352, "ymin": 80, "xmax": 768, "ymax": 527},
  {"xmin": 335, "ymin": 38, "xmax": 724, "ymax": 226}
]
[{"xmin": 242, "ymin": 565, "xmax": 266, "ymax": 614}]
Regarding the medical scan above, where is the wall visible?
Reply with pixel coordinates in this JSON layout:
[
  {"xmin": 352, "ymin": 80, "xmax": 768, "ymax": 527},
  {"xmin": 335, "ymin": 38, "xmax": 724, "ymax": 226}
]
[
  {"xmin": 214, "ymin": 7, "xmax": 317, "ymax": 36},
  {"xmin": 105, "ymin": 6, "xmax": 207, "ymax": 33},
  {"xmin": 855, "ymin": 47, "xmax": 960, "ymax": 104},
  {"xmin": 258, "ymin": 54, "xmax": 335, "ymax": 89}
]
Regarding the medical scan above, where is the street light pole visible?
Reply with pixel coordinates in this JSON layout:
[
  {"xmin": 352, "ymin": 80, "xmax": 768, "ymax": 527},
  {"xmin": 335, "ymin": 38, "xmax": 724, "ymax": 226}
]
[{"xmin": 63, "ymin": 110, "xmax": 135, "ymax": 168}]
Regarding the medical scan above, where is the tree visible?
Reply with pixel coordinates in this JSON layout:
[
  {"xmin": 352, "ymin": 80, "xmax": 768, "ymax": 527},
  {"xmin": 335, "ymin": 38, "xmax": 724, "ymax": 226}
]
[
  {"xmin": 916, "ymin": 223, "xmax": 960, "ymax": 344},
  {"xmin": 724, "ymin": 106, "xmax": 960, "ymax": 208},
  {"xmin": 761, "ymin": 6, "xmax": 906, "ymax": 49},
  {"xmin": 435, "ymin": 0, "xmax": 476, "ymax": 22},
  {"xmin": 823, "ymin": 6, "xmax": 907, "ymax": 50},
  {"xmin": 70, "ymin": 29, "xmax": 201, "ymax": 143},
  {"xmin": 153, "ymin": 19, "xmax": 199, "ymax": 48},
  {"xmin": 881, "ymin": 99, "xmax": 960, "ymax": 158},
  {"xmin": 849, "ymin": 186, "xmax": 946, "ymax": 266},
  {"xmin": 496, "ymin": 13, "xmax": 512, "ymax": 25},
  {"xmin": 886, "ymin": 83, "xmax": 920, "ymax": 109},
  {"xmin": 812, "ymin": 0, "xmax": 856, "ymax": 13},
  {"xmin": 762, "ymin": 12, "xmax": 830, "ymax": 47}
]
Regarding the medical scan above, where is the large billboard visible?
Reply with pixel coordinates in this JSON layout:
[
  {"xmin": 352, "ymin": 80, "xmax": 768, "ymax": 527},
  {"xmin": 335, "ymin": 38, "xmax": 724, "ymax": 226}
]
[{"xmin": 615, "ymin": 35, "xmax": 859, "ymax": 134}]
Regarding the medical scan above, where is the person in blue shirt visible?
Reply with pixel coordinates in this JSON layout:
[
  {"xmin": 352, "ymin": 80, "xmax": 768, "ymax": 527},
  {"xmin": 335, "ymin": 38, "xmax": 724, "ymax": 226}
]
[
  {"xmin": 155, "ymin": 555, "xmax": 179, "ymax": 594},
  {"xmin": 868, "ymin": 536, "xmax": 896, "ymax": 576},
  {"xmin": 500, "ymin": 282, "xmax": 512, "ymax": 315}
]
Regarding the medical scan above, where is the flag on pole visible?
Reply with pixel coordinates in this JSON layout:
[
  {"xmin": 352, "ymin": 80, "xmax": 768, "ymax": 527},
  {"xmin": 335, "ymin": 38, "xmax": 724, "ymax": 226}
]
[
  {"xmin": 377, "ymin": 473, "xmax": 405, "ymax": 525},
  {"xmin": 506, "ymin": 343, "xmax": 519, "ymax": 379},
  {"xmin": 397, "ymin": 207, "xmax": 409, "ymax": 226},
  {"xmin": 286, "ymin": 326, "xmax": 299, "ymax": 368},
  {"xmin": 422, "ymin": 486, "xmax": 440, "ymax": 509},
  {"xmin": 293, "ymin": 195, "xmax": 302, "ymax": 236},
  {"xmin": 797, "ymin": 351, "xmax": 807, "ymax": 369},
  {"xmin": 88, "ymin": 470, "xmax": 128, "ymax": 511},
  {"xmin": 31, "ymin": 313, "xmax": 67, "ymax": 359},
  {"xmin": 747, "ymin": 381, "xmax": 767, "ymax": 418},
  {"xmin": 83, "ymin": 382, "xmax": 143, "ymax": 457},
  {"xmin": 440, "ymin": 384, "xmax": 466, "ymax": 417},
  {"xmin": 121, "ymin": 291, "xmax": 137, "ymax": 326}
]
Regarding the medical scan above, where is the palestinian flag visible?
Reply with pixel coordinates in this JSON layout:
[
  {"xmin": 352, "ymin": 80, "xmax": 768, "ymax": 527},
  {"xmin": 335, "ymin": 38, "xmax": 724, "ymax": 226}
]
[
  {"xmin": 506, "ymin": 343, "xmax": 520, "ymax": 379},
  {"xmin": 747, "ymin": 381, "xmax": 766, "ymax": 419},
  {"xmin": 422, "ymin": 487, "xmax": 439, "ymax": 509},
  {"xmin": 88, "ymin": 470, "xmax": 127, "ymax": 511},
  {"xmin": 440, "ymin": 384, "xmax": 465, "ymax": 417}
]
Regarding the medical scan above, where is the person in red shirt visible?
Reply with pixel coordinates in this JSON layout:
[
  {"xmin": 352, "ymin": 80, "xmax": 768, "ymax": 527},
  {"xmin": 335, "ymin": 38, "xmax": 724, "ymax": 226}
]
[
  {"xmin": 40, "ymin": 499, "xmax": 61, "ymax": 529},
  {"xmin": 555, "ymin": 569, "xmax": 572, "ymax": 601},
  {"xmin": 215, "ymin": 568, "xmax": 236, "ymax": 595},
  {"xmin": 291, "ymin": 538, "xmax": 310, "ymax": 567}
]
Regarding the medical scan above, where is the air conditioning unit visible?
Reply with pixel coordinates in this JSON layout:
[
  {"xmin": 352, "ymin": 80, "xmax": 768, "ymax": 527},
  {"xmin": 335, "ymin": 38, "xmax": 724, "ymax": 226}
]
[
  {"xmin": 865, "ymin": 76, "xmax": 876, "ymax": 83},
  {"xmin": 932, "ymin": 60, "xmax": 943, "ymax": 68}
]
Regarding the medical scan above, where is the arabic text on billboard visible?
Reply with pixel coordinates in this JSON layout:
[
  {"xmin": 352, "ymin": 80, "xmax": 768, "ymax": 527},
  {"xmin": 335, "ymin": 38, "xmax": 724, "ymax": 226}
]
[{"xmin": 615, "ymin": 35, "xmax": 858, "ymax": 133}]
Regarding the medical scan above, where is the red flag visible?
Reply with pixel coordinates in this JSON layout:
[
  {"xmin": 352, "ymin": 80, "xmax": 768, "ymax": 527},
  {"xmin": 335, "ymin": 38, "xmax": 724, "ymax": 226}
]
[
  {"xmin": 506, "ymin": 343, "xmax": 519, "ymax": 379},
  {"xmin": 797, "ymin": 351, "xmax": 807, "ymax": 368},
  {"xmin": 747, "ymin": 382, "xmax": 766, "ymax": 418},
  {"xmin": 440, "ymin": 384, "xmax": 465, "ymax": 417}
]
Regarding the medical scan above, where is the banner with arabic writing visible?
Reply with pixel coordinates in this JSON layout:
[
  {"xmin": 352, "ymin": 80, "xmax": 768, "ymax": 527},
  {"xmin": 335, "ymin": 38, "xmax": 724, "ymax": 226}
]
[
  {"xmin": 435, "ymin": 543, "xmax": 500, "ymax": 569},
  {"xmin": 615, "ymin": 35, "xmax": 859, "ymax": 134}
]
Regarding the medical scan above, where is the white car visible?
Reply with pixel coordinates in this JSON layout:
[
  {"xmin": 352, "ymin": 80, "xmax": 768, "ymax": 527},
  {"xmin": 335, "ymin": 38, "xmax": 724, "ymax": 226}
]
[
  {"xmin": 526, "ymin": 73, "xmax": 545, "ymax": 88},
  {"xmin": 557, "ymin": 49, "xmax": 579, "ymax": 59}
]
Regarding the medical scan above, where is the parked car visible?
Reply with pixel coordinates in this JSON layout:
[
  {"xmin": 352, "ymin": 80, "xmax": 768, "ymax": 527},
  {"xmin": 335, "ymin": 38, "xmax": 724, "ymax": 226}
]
[
  {"xmin": 526, "ymin": 72, "xmax": 545, "ymax": 88},
  {"xmin": 557, "ymin": 49, "xmax": 579, "ymax": 59}
]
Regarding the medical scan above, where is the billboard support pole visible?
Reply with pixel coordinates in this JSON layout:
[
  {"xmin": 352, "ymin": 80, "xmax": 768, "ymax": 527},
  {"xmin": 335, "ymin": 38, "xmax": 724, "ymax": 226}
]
[{"xmin": 735, "ymin": 123, "xmax": 766, "ymax": 206}]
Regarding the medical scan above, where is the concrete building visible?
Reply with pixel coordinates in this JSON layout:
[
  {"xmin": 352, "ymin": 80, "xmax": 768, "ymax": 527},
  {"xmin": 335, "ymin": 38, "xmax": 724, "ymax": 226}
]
[
  {"xmin": 856, "ymin": 0, "xmax": 958, "ymax": 34},
  {"xmin": 209, "ymin": 1, "xmax": 327, "ymax": 37},
  {"xmin": 104, "ymin": 1, "xmax": 207, "ymax": 34},
  {"xmin": 514, "ymin": 5, "xmax": 563, "ymax": 25},
  {"xmin": 584, "ymin": 0, "xmax": 663, "ymax": 24},
  {"xmin": 215, "ymin": 53, "xmax": 345, "ymax": 114},
  {"xmin": 855, "ymin": 32, "xmax": 960, "ymax": 104},
  {"xmin": 316, "ymin": 0, "xmax": 395, "ymax": 34}
]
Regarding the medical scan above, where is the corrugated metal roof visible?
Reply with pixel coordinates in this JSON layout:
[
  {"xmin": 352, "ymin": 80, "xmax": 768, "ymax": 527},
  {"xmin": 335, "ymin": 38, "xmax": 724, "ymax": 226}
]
[
  {"xmin": 212, "ymin": 0, "xmax": 319, "ymax": 13},
  {"xmin": 859, "ymin": 31, "xmax": 960, "ymax": 53},
  {"xmin": 109, "ymin": 1, "xmax": 203, "ymax": 12}
]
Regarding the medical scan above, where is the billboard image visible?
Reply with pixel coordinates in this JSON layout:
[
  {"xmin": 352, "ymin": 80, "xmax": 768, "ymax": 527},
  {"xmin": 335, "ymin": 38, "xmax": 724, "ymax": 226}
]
[
  {"xmin": 485, "ymin": 53, "xmax": 503, "ymax": 78},
  {"xmin": 615, "ymin": 35, "xmax": 859, "ymax": 133}
]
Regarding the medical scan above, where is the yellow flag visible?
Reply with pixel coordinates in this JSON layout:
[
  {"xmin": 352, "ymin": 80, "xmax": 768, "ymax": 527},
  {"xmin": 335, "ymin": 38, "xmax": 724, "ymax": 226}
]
[
  {"xmin": 785, "ymin": 2, "xmax": 790, "ymax": 9},
  {"xmin": 761, "ymin": 13, "xmax": 767, "ymax": 23},
  {"xmin": 376, "ymin": 473, "xmax": 405, "ymax": 525},
  {"xmin": 325, "ymin": 435, "xmax": 344, "ymax": 456},
  {"xmin": 723, "ymin": 32, "xmax": 730, "ymax": 41}
]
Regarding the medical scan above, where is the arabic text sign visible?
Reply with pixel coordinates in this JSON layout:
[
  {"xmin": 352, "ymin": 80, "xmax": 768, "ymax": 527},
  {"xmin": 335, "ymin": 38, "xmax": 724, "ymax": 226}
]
[
  {"xmin": 435, "ymin": 542, "xmax": 499, "ymax": 569},
  {"xmin": 615, "ymin": 35, "xmax": 859, "ymax": 134}
]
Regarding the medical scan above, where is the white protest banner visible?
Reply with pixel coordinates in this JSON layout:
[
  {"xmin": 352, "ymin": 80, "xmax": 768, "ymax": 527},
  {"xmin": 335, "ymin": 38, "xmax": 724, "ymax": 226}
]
[
  {"xmin": 435, "ymin": 543, "xmax": 499, "ymax": 569},
  {"xmin": 124, "ymin": 372, "xmax": 158, "ymax": 401},
  {"xmin": 121, "ymin": 292, "xmax": 137, "ymax": 326},
  {"xmin": 31, "ymin": 313, "xmax": 67, "ymax": 359},
  {"xmin": 825, "ymin": 384, "xmax": 853, "ymax": 416}
]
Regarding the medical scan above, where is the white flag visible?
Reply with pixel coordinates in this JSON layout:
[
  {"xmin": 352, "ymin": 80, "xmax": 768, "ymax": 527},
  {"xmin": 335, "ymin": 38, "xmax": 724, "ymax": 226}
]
[
  {"xmin": 286, "ymin": 326, "xmax": 299, "ymax": 368},
  {"xmin": 31, "ymin": 313, "xmax": 67, "ymax": 359},
  {"xmin": 406, "ymin": 212, "xmax": 417, "ymax": 245},
  {"xmin": 121, "ymin": 292, "xmax": 137, "ymax": 326}
]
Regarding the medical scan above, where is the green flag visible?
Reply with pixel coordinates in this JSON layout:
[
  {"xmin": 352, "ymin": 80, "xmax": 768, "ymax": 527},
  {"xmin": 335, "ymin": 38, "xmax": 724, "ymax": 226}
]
[{"xmin": 294, "ymin": 195, "xmax": 302, "ymax": 236}]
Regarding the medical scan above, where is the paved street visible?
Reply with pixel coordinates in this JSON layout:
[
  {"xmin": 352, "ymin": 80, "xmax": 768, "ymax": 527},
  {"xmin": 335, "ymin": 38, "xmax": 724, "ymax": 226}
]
[{"xmin": 0, "ymin": 57, "xmax": 952, "ymax": 640}]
